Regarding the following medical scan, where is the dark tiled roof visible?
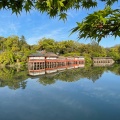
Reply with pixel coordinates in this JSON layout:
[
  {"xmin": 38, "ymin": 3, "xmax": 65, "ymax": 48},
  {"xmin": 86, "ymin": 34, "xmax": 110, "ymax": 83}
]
[
  {"xmin": 45, "ymin": 52, "xmax": 58, "ymax": 57},
  {"xmin": 28, "ymin": 51, "xmax": 58, "ymax": 57},
  {"xmin": 28, "ymin": 53, "xmax": 45, "ymax": 57}
]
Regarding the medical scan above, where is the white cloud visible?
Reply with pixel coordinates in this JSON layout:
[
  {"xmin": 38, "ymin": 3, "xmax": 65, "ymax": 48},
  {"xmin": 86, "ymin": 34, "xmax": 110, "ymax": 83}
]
[{"xmin": 27, "ymin": 27, "xmax": 68, "ymax": 45}]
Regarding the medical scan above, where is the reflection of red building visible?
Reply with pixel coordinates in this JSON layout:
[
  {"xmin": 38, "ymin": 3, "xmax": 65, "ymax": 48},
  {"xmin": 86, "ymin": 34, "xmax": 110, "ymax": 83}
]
[{"xmin": 28, "ymin": 51, "xmax": 85, "ymax": 76}]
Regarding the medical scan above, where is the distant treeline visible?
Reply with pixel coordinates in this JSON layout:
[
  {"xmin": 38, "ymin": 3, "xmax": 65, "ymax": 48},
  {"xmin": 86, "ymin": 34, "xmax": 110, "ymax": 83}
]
[{"xmin": 0, "ymin": 35, "xmax": 120, "ymax": 66}]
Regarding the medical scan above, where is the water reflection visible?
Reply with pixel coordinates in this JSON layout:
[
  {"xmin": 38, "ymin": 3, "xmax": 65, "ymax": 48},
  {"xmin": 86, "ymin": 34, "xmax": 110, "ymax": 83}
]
[
  {"xmin": 0, "ymin": 64, "xmax": 120, "ymax": 89},
  {"xmin": 0, "ymin": 64, "xmax": 120, "ymax": 120},
  {"xmin": 0, "ymin": 67, "xmax": 28, "ymax": 89},
  {"xmin": 28, "ymin": 63, "xmax": 84, "ymax": 76}
]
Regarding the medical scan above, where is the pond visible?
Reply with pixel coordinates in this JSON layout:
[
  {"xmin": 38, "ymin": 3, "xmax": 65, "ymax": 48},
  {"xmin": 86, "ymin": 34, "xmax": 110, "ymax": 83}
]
[{"xmin": 0, "ymin": 64, "xmax": 120, "ymax": 120}]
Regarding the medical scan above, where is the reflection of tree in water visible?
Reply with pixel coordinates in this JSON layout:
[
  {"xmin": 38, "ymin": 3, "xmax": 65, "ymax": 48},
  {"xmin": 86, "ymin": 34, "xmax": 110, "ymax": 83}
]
[
  {"xmin": 1, "ymin": 64, "xmax": 119, "ymax": 88},
  {"xmin": 38, "ymin": 74, "xmax": 56, "ymax": 86},
  {"xmin": 55, "ymin": 69, "xmax": 84, "ymax": 82},
  {"xmin": 80, "ymin": 66, "xmax": 107, "ymax": 82},
  {"xmin": 38, "ymin": 69, "xmax": 84, "ymax": 85},
  {"xmin": 58, "ymin": 67, "xmax": 106, "ymax": 83},
  {"xmin": 108, "ymin": 64, "xmax": 120, "ymax": 75},
  {"xmin": 78, "ymin": 65, "xmax": 120, "ymax": 82},
  {"xmin": 0, "ymin": 67, "xmax": 28, "ymax": 90},
  {"xmin": 38, "ymin": 67, "xmax": 107, "ymax": 85}
]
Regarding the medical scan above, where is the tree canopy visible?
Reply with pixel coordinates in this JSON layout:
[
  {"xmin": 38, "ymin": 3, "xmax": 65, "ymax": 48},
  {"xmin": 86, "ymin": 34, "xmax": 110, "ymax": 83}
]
[
  {"xmin": 1, "ymin": 35, "xmax": 120, "ymax": 65},
  {"xmin": 0, "ymin": 35, "xmax": 33, "ymax": 65},
  {"xmin": 0, "ymin": 0, "xmax": 119, "ymax": 42}
]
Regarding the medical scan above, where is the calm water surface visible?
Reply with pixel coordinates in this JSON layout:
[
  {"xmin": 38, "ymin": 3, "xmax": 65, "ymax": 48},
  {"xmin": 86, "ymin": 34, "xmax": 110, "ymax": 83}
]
[{"xmin": 0, "ymin": 65, "xmax": 120, "ymax": 120}]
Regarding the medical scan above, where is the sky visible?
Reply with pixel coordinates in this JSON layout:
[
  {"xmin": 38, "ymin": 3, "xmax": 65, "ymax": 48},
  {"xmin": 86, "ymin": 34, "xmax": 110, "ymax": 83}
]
[{"xmin": 0, "ymin": 1, "xmax": 120, "ymax": 48}]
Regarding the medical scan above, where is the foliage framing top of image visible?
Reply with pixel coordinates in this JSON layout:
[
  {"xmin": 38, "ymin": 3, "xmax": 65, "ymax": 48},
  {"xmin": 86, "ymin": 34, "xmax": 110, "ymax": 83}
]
[
  {"xmin": 0, "ymin": 0, "xmax": 119, "ymax": 42},
  {"xmin": 71, "ymin": 6, "xmax": 120, "ymax": 43},
  {"xmin": 0, "ymin": 0, "xmax": 118, "ymax": 18}
]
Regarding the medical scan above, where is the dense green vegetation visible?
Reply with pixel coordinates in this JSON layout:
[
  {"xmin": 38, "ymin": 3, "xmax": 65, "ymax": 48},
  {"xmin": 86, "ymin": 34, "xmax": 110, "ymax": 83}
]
[
  {"xmin": 0, "ymin": 35, "xmax": 35, "ymax": 66},
  {"xmin": 0, "ymin": 0, "xmax": 119, "ymax": 42},
  {"xmin": 0, "ymin": 35, "xmax": 120, "ymax": 66}
]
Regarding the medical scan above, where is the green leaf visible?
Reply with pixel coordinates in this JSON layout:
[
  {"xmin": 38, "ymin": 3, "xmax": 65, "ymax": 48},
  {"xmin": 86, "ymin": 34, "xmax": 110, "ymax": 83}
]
[{"xmin": 59, "ymin": 13, "xmax": 67, "ymax": 21}]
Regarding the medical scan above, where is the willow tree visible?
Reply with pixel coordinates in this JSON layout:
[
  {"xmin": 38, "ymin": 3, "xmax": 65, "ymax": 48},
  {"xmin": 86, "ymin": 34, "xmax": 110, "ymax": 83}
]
[{"xmin": 0, "ymin": 0, "xmax": 119, "ymax": 42}]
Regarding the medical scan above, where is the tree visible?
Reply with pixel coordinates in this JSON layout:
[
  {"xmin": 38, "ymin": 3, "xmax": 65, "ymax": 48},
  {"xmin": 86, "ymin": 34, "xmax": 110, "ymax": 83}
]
[
  {"xmin": 71, "ymin": 6, "xmax": 120, "ymax": 43},
  {"xmin": 37, "ymin": 38, "xmax": 57, "ymax": 52},
  {"xmin": 0, "ymin": 35, "xmax": 32, "ymax": 65},
  {"xmin": 4, "ymin": 36, "xmax": 19, "ymax": 51},
  {"xmin": 0, "ymin": 51, "xmax": 15, "ymax": 65},
  {"xmin": 88, "ymin": 41, "xmax": 107, "ymax": 57},
  {"xmin": 107, "ymin": 45, "xmax": 120, "ymax": 61},
  {"xmin": 0, "ymin": 0, "xmax": 119, "ymax": 42},
  {"xmin": 19, "ymin": 35, "xmax": 27, "ymax": 47},
  {"xmin": 0, "ymin": 36, "xmax": 5, "ymax": 51},
  {"xmin": 57, "ymin": 40, "xmax": 80, "ymax": 56}
]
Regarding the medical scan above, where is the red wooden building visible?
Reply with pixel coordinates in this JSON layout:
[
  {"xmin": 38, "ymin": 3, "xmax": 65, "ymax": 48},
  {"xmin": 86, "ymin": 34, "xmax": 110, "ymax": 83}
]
[{"xmin": 28, "ymin": 51, "xmax": 85, "ymax": 75}]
